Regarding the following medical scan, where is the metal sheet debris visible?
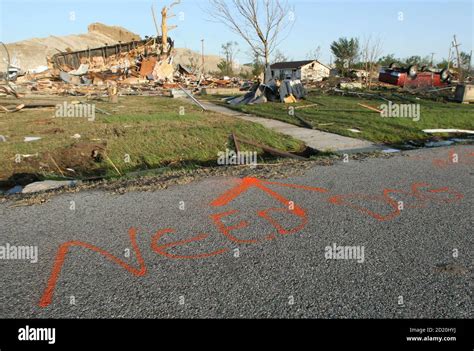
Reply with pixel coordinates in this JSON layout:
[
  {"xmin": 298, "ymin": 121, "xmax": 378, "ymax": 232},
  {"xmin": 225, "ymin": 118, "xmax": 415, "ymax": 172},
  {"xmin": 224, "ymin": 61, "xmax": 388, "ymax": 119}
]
[
  {"xmin": 24, "ymin": 137, "xmax": 42, "ymax": 142},
  {"xmin": 423, "ymin": 129, "xmax": 474, "ymax": 135}
]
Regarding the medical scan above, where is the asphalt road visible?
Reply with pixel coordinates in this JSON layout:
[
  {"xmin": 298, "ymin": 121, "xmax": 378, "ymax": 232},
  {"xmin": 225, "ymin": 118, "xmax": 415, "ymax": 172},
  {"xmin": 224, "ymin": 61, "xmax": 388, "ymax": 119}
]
[{"xmin": 0, "ymin": 145, "xmax": 472, "ymax": 318}]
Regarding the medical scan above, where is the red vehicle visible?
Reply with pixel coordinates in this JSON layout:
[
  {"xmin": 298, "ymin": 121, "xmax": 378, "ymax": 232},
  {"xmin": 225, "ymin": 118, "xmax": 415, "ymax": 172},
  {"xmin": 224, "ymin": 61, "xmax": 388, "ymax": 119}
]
[{"xmin": 379, "ymin": 63, "xmax": 451, "ymax": 88}]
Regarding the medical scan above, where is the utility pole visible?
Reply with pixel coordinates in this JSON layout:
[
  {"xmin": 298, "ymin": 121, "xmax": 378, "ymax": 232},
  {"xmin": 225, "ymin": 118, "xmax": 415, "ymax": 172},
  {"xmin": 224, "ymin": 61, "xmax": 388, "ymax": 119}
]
[
  {"xmin": 430, "ymin": 52, "xmax": 435, "ymax": 66},
  {"xmin": 201, "ymin": 39, "xmax": 205, "ymax": 74},
  {"xmin": 452, "ymin": 35, "xmax": 463, "ymax": 83},
  {"xmin": 469, "ymin": 50, "xmax": 473, "ymax": 74},
  {"xmin": 447, "ymin": 45, "xmax": 452, "ymax": 70}
]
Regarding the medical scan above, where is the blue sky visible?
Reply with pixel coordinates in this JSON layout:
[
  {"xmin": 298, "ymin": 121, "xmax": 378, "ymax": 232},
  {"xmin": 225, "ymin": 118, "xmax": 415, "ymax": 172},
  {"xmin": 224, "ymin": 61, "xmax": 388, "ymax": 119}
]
[{"xmin": 0, "ymin": 0, "xmax": 472, "ymax": 64}]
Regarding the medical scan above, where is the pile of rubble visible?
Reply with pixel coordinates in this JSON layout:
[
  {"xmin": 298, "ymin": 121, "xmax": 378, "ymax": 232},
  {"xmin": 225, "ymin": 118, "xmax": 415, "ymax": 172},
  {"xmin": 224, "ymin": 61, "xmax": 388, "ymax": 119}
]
[
  {"xmin": 3, "ymin": 36, "xmax": 170, "ymax": 97},
  {"xmin": 2, "ymin": 36, "xmax": 251, "ymax": 100},
  {"xmin": 227, "ymin": 74, "xmax": 306, "ymax": 105}
]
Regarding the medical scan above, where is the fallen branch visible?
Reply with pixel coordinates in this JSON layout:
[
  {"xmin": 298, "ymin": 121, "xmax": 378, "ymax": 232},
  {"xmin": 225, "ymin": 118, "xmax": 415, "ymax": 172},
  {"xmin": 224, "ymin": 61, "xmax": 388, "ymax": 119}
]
[
  {"xmin": 104, "ymin": 154, "xmax": 122, "ymax": 176},
  {"xmin": 294, "ymin": 114, "xmax": 314, "ymax": 129},
  {"xmin": 0, "ymin": 104, "xmax": 25, "ymax": 113},
  {"xmin": 49, "ymin": 155, "xmax": 65, "ymax": 177}
]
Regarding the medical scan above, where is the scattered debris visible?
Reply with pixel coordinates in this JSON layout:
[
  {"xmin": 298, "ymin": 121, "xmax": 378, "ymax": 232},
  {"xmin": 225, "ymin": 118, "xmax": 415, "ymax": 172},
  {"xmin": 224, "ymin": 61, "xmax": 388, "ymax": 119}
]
[
  {"xmin": 279, "ymin": 79, "xmax": 306, "ymax": 103},
  {"xmin": 294, "ymin": 103, "xmax": 319, "ymax": 110},
  {"xmin": 425, "ymin": 140, "xmax": 455, "ymax": 148},
  {"xmin": 24, "ymin": 137, "xmax": 42, "ymax": 142},
  {"xmin": 49, "ymin": 155, "xmax": 65, "ymax": 177},
  {"xmin": 423, "ymin": 129, "xmax": 474, "ymax": 135},
  {"xmin": 178, "ymin": 85, "xmax": 206, "ymax": 110},
  {"xmin": 454, "ymin": 84, "xmax": 474, "ymax": 103},
  {"xmin": 382, "ymin": 148, "xmax": 401, "ymax": 154},
  {"xmin": 227, "ymin": 78, "xmax": 306, "ymax": 105},
  {"xmin": 0, "ymin": 104, "xmax": 25, "ymax": 113},
  {"xmin": 294, "ymin": 114, "xmax": 313, "ymax": 129},
  {"xmin": 0, "ymin": 135, "xmax": 6, "ymax": 142},
  {"xmin": 231, "ymin": 133, "xmax": 240, "ymax": 154},
  {"xmin": 22, "ymin": 180, "xmax": 80, "ymax": 194},
  {"xmin": 347, "ymin": 129, "xmax": 361, "ymax": 133},
  {"xmin": 21, "ymin": 153, "xmax": 39, "ymax": 159},
  {"xmin": 104, "ymin": 154, "xmax": 122, "ymax": 176},
  {"xmin": 358, "ymin": 103, "xmax": 382, "ymax": 113},
  {"xmin": 28, "ymin": 65, "xmax": 49, "ymax": 74},
  {"xmin": 434, "ymin": 263, "xmax": 469, "ymax": 275},
  {"xmin": 339, "ymin": 82, "xmax": 363, "ymax": 89},
  {"xmin": 6, "ymin": 185, "xmax": 23, "ymax": 195}
]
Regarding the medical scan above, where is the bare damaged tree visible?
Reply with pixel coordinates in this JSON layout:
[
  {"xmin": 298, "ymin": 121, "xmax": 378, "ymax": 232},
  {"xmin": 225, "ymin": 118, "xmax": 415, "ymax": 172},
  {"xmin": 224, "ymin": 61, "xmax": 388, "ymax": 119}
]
[
  {"xmin": 207, "ymin": 0, "xmax": 293, "ymax": 80},
  {"xmin": 186, "ymin": 51, "xmax": 200, "ymax": 74},
  {"xmin": 160, "ymin": 0, "xmax": 181, "ymax": 55},
  {"xmin": 272, "ymin": 49, "xmax": 289, "ymax": 64},
  {"xmin": 361, "ymin": 36, "xmax": 383, "ymax": 89},
  {"xmin": 306, "ymin": 46, "xmax": 321, "ymax": 61}
]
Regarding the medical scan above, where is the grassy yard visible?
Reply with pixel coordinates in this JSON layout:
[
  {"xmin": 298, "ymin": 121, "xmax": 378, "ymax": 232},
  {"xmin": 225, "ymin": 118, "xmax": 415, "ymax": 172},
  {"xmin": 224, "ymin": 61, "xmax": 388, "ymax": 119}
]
[
  {"xmin": 0, "ymin": 96, "xmax": 304, "ymax": 187},
  {"xmin": 214, "ymin": 91, "xmax": 474, "ymax": 146}
]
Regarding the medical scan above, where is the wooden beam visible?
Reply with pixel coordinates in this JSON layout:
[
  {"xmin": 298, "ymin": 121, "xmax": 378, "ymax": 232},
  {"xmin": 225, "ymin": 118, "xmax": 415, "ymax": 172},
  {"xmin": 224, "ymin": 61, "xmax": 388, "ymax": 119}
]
[
  {"xmin": 294, "ymin": 114, "xmax": 314, "ymax": 129},
  {"xmin": 357, "ymin": 103, "xmax": 382, "ymax": 113},
  {"xmin": 231, "ymin": 133, "xmax": 240, "ymax": 154}
]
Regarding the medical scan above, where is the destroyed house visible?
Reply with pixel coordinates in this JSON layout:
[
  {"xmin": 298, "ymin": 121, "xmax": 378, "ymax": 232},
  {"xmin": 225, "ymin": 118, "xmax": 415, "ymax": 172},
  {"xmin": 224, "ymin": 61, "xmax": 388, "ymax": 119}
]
[
  {"xmin": 270, "ymin": 60, "xmax": 330, "ymax": 82},
  {"xmin": 49, "ymin": 36, "xmax": 173, "ymax": 70}
]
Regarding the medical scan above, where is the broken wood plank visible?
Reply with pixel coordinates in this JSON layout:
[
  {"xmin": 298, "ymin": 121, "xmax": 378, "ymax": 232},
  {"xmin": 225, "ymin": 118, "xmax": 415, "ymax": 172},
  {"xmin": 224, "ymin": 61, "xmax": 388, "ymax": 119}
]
[
  {"xmin": 0, "ymin": 104, "xmax": 25, "ymax": 113},
  {"xmin": 231, "ymin": 133, "xmax": 240, "ymax": 154},
  {"xmin": 357, "ymin": 103, "xmax": 382, "ymax": 113},
  {"xmin": 23, "ymin": 103, "xmax": 57, "ymax": 109},
  {"xmin": 293, "ymin": 103, "xmax": 319, "ymax": 110},
  {"xmin": 235, "ymin": 136, "xmax": 307, "ymax": 161},
  {"xmin": 0, "ymin": 85, "xmax": 21, "ymax": 98}
]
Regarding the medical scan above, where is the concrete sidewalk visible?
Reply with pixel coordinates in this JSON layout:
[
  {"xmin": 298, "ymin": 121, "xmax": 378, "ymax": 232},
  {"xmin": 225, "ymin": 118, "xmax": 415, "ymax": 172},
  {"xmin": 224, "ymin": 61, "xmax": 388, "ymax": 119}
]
[{"xmin": 201, "ymin": 101, "xmax": 381, "ymax": 153}]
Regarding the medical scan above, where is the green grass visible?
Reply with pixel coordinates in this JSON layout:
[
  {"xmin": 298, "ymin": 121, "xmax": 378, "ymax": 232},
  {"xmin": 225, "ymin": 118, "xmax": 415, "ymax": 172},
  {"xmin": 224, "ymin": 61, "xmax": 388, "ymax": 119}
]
[
  {"xmin": 216, "ymin": 91, "xmax": 474, "ymax": 145},
  {"xmin": 0, "ymin": 96, "xmax": 304, "ymax": 184}
]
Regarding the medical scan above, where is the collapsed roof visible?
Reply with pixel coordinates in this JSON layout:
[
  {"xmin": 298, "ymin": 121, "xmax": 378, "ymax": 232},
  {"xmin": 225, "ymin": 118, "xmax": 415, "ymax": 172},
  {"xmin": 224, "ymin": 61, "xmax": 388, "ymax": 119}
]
[{"xmin": 270, "ymin": 60, "xmax": 330, "ymax": 70}]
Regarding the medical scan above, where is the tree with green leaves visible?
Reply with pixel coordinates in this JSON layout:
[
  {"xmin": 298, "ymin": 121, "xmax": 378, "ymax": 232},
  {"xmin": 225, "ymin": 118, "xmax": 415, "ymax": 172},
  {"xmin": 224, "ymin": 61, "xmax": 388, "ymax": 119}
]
[
  {"xmin": 460, "ymin": 51, "xmax": 472, "ymax": 71},
  {"xmin": 251, "ymin": 53, "xmax": 265, "ymax": 78},
  {"xmin": 378, "ymin": 54, "xmax": 403, "ymax": 67},
  {"xmin": 330, "ymin": 37, "xmax": 359, "ymax": 76},
  {"xmin": 218, "ymin": 41, "xmax": 239, "ymax": 76}
]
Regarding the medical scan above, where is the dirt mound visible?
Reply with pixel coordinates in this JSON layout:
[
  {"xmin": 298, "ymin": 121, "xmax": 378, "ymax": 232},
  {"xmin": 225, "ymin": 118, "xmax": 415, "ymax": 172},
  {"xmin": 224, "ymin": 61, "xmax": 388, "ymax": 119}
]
[
  {"xmin": 173, "ymin": 48, "xmax": 251, "ymax": 76},
  {"xmin": 87, "ymin": 23, "xmax": 140, "ymax": 43}
]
